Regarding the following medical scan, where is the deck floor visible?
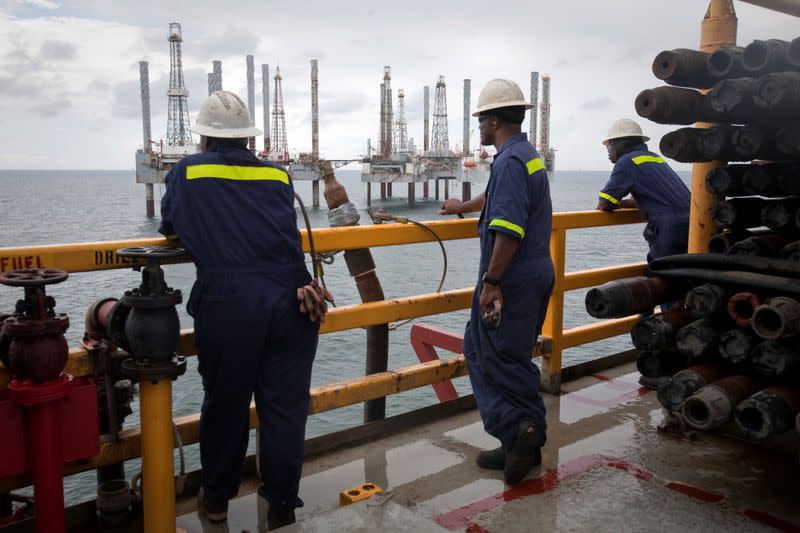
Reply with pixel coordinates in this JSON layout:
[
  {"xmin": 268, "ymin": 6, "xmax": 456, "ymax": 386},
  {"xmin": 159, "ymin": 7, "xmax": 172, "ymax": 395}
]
[{"xmin": 177, "ymin": 362, "xmax": 800, "ymax": 532}]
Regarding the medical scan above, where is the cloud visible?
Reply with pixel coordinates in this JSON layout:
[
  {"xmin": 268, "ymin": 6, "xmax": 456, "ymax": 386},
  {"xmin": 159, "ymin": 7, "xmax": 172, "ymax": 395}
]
[
  {"xmin": 31, "ymin": 96, "xmax": 71, "ymax": 117},
  {"xmin": 16, "ymin": 0, "xmax": 59, "ymax": 9},
  {"xmin": 40, "ymin": 39, "xmax": 77, "ymax": 60},
  {"xmin": 185, "ymin": 26, "xmax": 260, "ymax": 60},
  {"xmin": 579, "ymin": 97, "xmax": 612, "ymax": 110}
]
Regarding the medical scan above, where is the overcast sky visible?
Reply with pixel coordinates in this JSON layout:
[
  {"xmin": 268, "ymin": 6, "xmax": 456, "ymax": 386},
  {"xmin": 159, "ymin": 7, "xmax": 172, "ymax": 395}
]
[{"xmin": 0, "ymin": 0, "xmax": 797, "ymax": 170}]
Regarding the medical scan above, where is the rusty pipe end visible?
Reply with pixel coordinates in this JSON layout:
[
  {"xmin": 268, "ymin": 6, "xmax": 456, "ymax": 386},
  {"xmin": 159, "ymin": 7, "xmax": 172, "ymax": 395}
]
[
  {"xmin": 752, "ymin": 297, "xmax": 800, "ymax": 340},
  {"xmin": 727, "ymin": 292, "xmax": 761, "ymax": 327},
  {"xmin": 84, "ymin": 297, "xmax": 118, "ymax": 341}
]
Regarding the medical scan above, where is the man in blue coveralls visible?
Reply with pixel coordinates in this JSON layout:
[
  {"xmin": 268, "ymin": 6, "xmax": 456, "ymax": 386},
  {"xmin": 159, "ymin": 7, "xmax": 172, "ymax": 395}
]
[
  {"xmin": 159, "ymin": 91, "xmax": 331, "ymax": 529},
  {"xmin": 596, "ymin": 118, "xmax": 691, "ymax": 273},
  {"xmin": 440, "ymin": 79, "xmax": 554, "ymax": 485}
]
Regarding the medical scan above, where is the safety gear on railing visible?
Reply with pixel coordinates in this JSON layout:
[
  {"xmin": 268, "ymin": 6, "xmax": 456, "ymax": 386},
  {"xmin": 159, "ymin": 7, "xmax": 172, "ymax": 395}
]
[
  {"xmin": 603, "ymin": 118, "xmax": 650, "ymax": 144},
  {"xmin": 472, "ymin": 79, "xmax": 532, "ymax": 117},
  {"xmin": 188, "ymin": 90, "xmax": 262, "ymax": 139}
]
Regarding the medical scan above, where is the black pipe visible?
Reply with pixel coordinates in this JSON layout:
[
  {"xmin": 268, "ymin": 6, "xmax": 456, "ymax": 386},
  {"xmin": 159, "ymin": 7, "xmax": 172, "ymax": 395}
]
[
  {"xmin": 705, "ymin": 165, "xmax": 750, "ymax": 196},
  {"xmin": 719, "ymin": 328, "xmax": 759, "ymax": 365},
  {"xmin": 649, "ymin": 268, "xmax": 800, "ymax": 299},
  {"xmin": 584, "ymin": 276, "xmax": 682, "ymax": 319},
  {"xmin": 676, "ymin": 318, "xmax": 723, "ymax": 359},
  {"xmin": 776, "ymin": 122, "xmax": 800, "ymax": 155},
  {"xmin": 727, "ymin": 234, "xmax": 790, "ymax": 257},
  {"xmin": 751, "ymin": 340, "xmax": 800, "ymax": 376},
  {"xmin": 708, "ymin": 230, "xmax": 753, "ymax": 254},
  {"xmin": 734, "ymin": 385, "xmax": 800, "ymax": 439},
  {"xmin": 684, "ymin": 283, "xmax": 728, "ymax": 318},
  {"xmin": 743, "ymin": 39, "xmax": 793, "ymax": 75},
  {"xmin": 754, "ymin": 71, "xmax": 800, "ymax": 113},
  {"xmin": 762, "ymin": 198, "xmax": 800, "ymax": 231},
  {"xmin": 656, "ymin": 362, "xmax": 729, "ymax": 412},
  {"xmin": 780, "ymin": 240, "xmax": 800, "ymax": 261},
  {"xmin": 744, "ymin": 163, "xmax": 800, "ymax": 197},
  {"xmin": 630, "ymin": 306, "xmax": 695, "ymax": 350},
  {"xmin": 711, "ymin": 198, "xmax": 768, "ymax": 229},
  {"xmin": 707, "ymin": 47, "xmax": 747, "ymax": 79},
  {"xmin": 635, "ymin": 87, "xmax": 705, "ymax": 125},
  {"xmin": 649, "ymin": 252, "xmax": 800, "ymax": 278},
  {"xmin": 660, "ymin": 128, "xmax": 706, "ymax": 162},
  {"xmin": 751, "ymin": 296, "xmax": 800, "ymax": 339},
  {"xmin": 652, "ymin": 48, "xmax": 716, "ymax": 88},
  {"xmin": 789, "ymin": 36, "xmax": 800, "ymax": 68},
  {"xmin": 636, "ymin": 350, "xmax": 687, "ymax": 378},
  {"xmin": 682, "ymin": 375, "xmax": 763, "ymax": 431},
  {"xmin": 730, "ymin": 125, "xmax": 785, "ymax": 161},
  {"xmin": 707, "ymin": 77, "xmax": 761, "ymax": 121}
]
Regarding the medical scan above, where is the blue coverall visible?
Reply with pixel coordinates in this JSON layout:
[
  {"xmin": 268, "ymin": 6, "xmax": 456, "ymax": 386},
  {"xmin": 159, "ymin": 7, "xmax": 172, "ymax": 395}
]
[
  {"xmin": 599, "ymin": 143, "xmax": 691, "ymax": 263},
  {"xmin": 159, "ymin": 142, "xmax": 318, "ymax": 513},
  {"xmin": 463, "ymin": 132, "xmax": 555, "ymax": 451}
]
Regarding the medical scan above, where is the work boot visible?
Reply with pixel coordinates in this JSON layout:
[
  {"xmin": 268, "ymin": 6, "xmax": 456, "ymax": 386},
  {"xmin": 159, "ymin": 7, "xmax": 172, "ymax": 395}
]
[
  {"xmin": 267, "ymin": 507, "xmax": 296, "ymax": 530},
  {"xmin": 196, "ymin": 487, "xmax": 227, "ymax": 523},
  {"xmin": 476, "ymin": 447, "xmax": 505, "ymax": 470},
  {"xmin": 504, "ymin": 420, "xmax": 543, "ymax": 485}
]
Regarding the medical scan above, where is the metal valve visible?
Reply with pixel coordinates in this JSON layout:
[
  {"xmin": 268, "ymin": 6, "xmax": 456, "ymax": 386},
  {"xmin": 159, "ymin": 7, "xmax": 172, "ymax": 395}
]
[
  {"xmin": 0, "ymin": 268, "xmax": 70, "ymax": 383},
  {"xmin": 106, "ymin": 247, "xmax": 188, "ymax": 382}
]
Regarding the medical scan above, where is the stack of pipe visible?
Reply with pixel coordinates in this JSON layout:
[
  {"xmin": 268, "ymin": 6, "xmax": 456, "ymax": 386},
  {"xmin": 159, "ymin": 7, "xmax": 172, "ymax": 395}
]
[{"xmin": 587, "ymin": 36, "xmax": 800, "ymax": 441}]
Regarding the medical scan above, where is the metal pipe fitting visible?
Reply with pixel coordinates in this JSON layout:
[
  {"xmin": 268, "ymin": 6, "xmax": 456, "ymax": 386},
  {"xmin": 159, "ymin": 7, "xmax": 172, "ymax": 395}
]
[
  {"xmin": 684, "ymin": 283, "xmax": 727, "ymax": 318},
  {"xmin": 636, "ymin": 350, "xmax": 687, "ymax": 378},
  {"xmin": 676, "ymin": 318, "xmax": 722, "ymax": 359},
  {"xmin": 706, "ymin": 47, "xmax": 747, "ymax": 78},
  {"xmin": 726, "ymin": 291, "xmax": 762, "ymax": 326},
  {"xmin": 743, "ymin": 38, "xmax": 792, "ymax": 74},
  {"xmin": 781, "ymin": 240, "xmax": 800, "ymax": 261},
  {"xmin": 705, "ymin": 165, "xmax": 749, "ymax": 196},
  {"xmin": 682, "ymin": 375, "xmax": 762, "ymax": 430},
  {"xmin": 751, "ymin": 296, "xmax": 800, "ymax": 339},
  {"xmin": 754, "ymin": 71, "xmax": 800, "ymax": 112},
  {"xmin": 657, "ymin": 362, "xmax": 728, "ymax": 412},
  {"xmin": 631, "ymin": 306, "xmax": 694, "ymax": 350},
  {"xmin": 734, "ymin": 385, "xmax": 800, "ymax": 439},
  {"xmin": 719, "ymin": 327, "xmax": 760, "ymax": 364},
  {"xmin": 751, "ymin": 340, "xmax": 800, "ymax": 376},
  {"xmin": 712, "ymin": 198, "xmax": 766, "ymax": 228},
  {"xmin": 761, "ymin": 198, "xmax": 800, "ymax": 230}
]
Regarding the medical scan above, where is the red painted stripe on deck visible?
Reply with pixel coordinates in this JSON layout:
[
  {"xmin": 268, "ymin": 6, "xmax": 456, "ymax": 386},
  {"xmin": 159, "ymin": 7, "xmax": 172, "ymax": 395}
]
[
  {"xmin": 744, "ymin": 510, "xmax": 800, "ymax": 532},
  {"xmin": 434, "ymin": 454, "xmax": 651, "ymax": 530},
  {"xmin": 466, "ymin": 523, "xmax": 493, "ymax": 533},
  {"xmin": 665, "ymin": 482, "xmax": 724, "ymax": 503}
]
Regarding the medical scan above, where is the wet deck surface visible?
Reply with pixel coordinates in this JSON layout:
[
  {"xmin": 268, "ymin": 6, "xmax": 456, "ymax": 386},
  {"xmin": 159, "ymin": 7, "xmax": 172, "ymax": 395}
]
[{"xmin": 177, "ymin": 362, "xmax": 800, "ymax": 532}]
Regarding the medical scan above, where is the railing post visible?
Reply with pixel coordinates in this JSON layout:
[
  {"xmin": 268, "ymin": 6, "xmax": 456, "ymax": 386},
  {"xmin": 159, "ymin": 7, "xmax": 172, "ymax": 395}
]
[
  {"xmin": 541, "ymin": 227, "xmax": 566, "ymax": 394},
  {"xmin": 688, "ymin": 0, "xmax": 737, "ymax": 253}
]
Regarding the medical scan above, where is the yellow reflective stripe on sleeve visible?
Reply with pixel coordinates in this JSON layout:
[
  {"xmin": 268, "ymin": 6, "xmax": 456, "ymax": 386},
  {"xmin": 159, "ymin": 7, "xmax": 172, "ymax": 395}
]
[
  {"xmin": 488, "ymin": 219, "xmax": 526, "ymax": 239},
  {"xmin": 598, "ymin": 192, "xmax": 619, "ymax": 205},
  {"xmin": 526, "ymin": 157, "xmax": 545, "ymax": 174},
  {"xmin": 186, "ymin": 164, "xmax": 289, "ymax": 184},
  {"xmin": 631, "ymin": 155, "xmax": 665, "ymax": 165}
]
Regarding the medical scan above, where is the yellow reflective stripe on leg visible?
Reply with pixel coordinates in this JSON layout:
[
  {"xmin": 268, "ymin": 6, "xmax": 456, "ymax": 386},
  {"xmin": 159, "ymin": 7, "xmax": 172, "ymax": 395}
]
[
  {"xmin": 488, "ymin": 219, "xmax": 526, "ymax": 238},
  {"xmin": 526, "ymin": 157, "xmax": 545, "ymax": 175},
  {"xmin": 186, "ymin": 164, "xmax": 289, "ymax": 184},
  {"xmin": 598, "ymin": 192, "xmax": 619, "ymax": 205},
  {"xmin": 631, "ymin": 155, "xmax": 665, "ymax": 165}
]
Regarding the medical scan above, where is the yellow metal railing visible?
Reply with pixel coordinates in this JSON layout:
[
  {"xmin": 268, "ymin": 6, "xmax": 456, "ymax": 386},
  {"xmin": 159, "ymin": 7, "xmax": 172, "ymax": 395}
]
[{"xmin": 0, "ymin": 209, "xmax": 646, "ymax": 491}]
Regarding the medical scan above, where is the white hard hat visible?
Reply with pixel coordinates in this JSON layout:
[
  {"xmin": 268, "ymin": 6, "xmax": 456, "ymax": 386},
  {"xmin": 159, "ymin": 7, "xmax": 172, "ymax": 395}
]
[
  {"xmin": 189, "ymin": 90, "xmax": 262, "ymax": 139},
  {"xmin": 472, "ymin": 79, "xmax": 533, "ymax": 117},
  {"xmin": 602, "ymin": 118, "xmax": 649, "ymax": 144}
]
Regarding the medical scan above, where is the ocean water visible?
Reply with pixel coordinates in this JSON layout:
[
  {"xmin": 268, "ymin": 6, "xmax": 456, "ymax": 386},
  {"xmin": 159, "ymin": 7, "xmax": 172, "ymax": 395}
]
[{"xmin": 0, "ymin": 167, "xmax": 689, "ymax": 503}]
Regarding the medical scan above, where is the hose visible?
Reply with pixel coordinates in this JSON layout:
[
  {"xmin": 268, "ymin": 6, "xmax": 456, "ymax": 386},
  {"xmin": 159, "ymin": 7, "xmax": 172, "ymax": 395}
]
[{"xmin": 367, "ymin": 208, "xmax": 449, "ymax": 330}]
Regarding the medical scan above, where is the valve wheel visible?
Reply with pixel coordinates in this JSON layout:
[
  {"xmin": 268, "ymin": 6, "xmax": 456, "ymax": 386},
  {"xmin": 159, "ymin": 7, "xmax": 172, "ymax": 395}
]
[
  {"xmin": 116, "ymin": 246, "xmax": 186, "ymax": 260},
  {"xmin": 0, "ymin": 268, "xmax": 69, "ymax": 287}
]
